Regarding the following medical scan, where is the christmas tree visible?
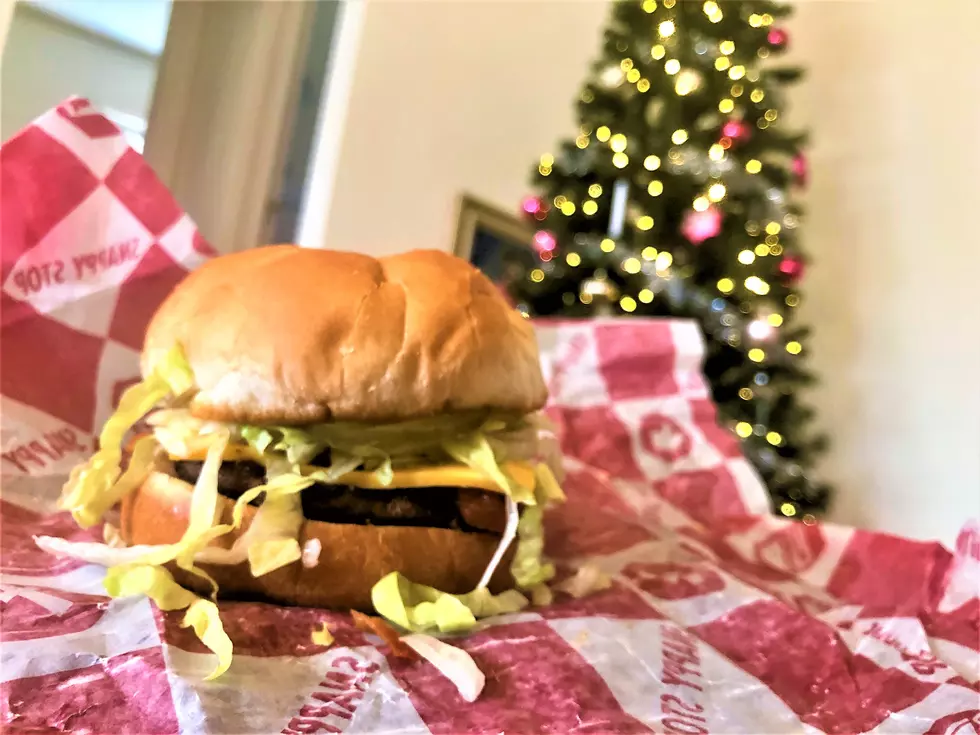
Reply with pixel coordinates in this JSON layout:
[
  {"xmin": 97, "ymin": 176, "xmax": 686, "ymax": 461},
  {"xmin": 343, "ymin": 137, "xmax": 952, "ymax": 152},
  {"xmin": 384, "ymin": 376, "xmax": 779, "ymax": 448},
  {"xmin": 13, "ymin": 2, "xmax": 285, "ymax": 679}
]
[{"xmin": 509, "ymin": 0, "xmax": 830, "ymax": 519}]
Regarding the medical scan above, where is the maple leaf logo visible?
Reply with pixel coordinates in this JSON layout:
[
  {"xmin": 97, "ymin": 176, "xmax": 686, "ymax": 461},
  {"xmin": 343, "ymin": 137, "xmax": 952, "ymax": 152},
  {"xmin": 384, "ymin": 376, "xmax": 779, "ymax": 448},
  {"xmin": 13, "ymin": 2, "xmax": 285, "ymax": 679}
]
[{"xmin": 639, "ymin": 413, "xmax": 692, "ymax": 463}]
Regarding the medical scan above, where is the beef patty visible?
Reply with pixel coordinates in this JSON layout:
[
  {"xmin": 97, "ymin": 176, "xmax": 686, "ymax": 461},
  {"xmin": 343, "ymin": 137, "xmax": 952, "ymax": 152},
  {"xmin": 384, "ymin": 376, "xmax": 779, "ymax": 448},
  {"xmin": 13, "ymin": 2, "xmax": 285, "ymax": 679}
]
[{"xmin": 172, "ymin": 460, "xmax": 507, "ymax": 534}]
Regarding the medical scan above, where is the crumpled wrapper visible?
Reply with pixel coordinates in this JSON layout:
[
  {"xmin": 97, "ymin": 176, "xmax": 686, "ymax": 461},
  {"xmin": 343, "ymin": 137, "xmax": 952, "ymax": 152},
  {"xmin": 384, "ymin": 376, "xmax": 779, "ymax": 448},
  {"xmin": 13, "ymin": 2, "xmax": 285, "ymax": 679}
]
[{"xmin": 2, "ymin": 99, "xmax": 978, "ymax": 735}]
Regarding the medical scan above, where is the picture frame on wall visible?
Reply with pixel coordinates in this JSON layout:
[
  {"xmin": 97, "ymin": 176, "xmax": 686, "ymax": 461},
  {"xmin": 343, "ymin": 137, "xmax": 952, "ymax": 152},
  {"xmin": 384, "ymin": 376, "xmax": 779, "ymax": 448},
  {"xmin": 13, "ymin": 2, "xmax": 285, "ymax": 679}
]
[{"xmin": 452, "ymin": 193, "xmax": 537, "ymax": 292}]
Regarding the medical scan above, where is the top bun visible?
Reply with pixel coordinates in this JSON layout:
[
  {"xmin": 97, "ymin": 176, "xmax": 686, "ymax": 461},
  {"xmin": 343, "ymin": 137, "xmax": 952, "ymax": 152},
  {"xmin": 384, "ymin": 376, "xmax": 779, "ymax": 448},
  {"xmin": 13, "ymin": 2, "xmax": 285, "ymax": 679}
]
[{"xmin": 142, "ymin": 245, "xmax": 547, "ymax": 424}]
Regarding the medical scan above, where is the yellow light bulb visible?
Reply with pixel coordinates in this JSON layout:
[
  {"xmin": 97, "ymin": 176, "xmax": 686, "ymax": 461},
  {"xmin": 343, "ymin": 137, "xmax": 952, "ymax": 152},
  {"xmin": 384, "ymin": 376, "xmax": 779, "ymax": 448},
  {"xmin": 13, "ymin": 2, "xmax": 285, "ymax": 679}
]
[
  {"xmin": 626, "ymin": 68, "xmax": 641, "ymax": 83},
  {"xmin": 708, "ymin": 144, "xmax": 725, "ymax": 161},
  {"xmin": 755, "ymin": 243, "xmax": 770, "ymax": 256},
  {"xmin": 758, "ymin": 281, "xmax": 771, "ymax": 295},
  {"xmin": 731, "ymin": 83, "xmax": 744, "ymax": 97},
  {"xmin": 767, "ymin": 313, "xmax": 784, "ymax": 327},
  {"xmin": 641, "ymin": 246, "xmax": 658, "ymax": 261},
  {"xmin": 786, "ymin": 294, "xmax": 801, "ymax": 307},
  {"xmin": 738, "ymin": 250, "xmax": 756, "ymax": 264},
  {"xmin": 530, "ymin": 269, "xmax": 545, "ymax": 283},
  {"xmin": 744, "ymin": 275, "xmax": 761, "ymax": 291},
  {"xmin": 538, "ymin": 165, "xmax": 552, "ymax": 176},
  {"xmin": 612, "ymin": 152, "xmax": 629, "ymax": 168},
  {"xmin": 637, "ymin": 78, "xmax": 651, "ymax": 93},
  {"xmin": 707, "ymin": 183, "xmax": 727, "ymax": 201},
  {"xmin": 664, "ymin": 0, "xmax": 675, "ymax": 7},
  {"xmin": 765, "ymin": 222, "xmax": 782, "ymax": 235},
  {"xmin": 656, "ymin": 251, "xmax": 673, "ymax": 270},
  {"xmin": 647, "ymin": 180, "xmax": 664, "ymax": 196},
  {"xmin": 745, "ymin": 159, "xmax": 763, "ymax": 174},
  {"xmin": 636, "ymin": 215, "xmax": 654, "ymax": 231},
  {"xmin": 642, "ymin": 0, "xmax": 657, "ymax": 12},
  {"xmin": 665, "ymin": 59, "xmax": 681, "ymax": 75},
  {"xmin": 540, "ymin": 154, "xmax": 554, "ymax": 167},
  {"xmin": 554, "ymin": 195, "xmax": 567, "ymax": 206},
  {"xmin": 575, "ymin": 135, "xmax": 589, "ymax": 149},
  {"xmin": 620, "ymin": 58, "xmax": 634, "ymax": 71},
  {"xmin": 748, "ymin": 348, "xmax": 765, "ymax": 362},
  {"xmin": 786, "ymin": 341, "xmax": 803, "ymax": 354},
  {"xmin": 610, "ymin": 133, "xmax": 628, "ymax": 152},
  {"xmin": 739, "ymin": 387, "xmax": 754, "ymax": 400},
  {"xmin": 719, "ymin": 40, "xmax": 735, "ymax": 55},
  {"xmin": 729, "ymin": 65, "xmax": 746, "ymax": 80},
  {"xmin": 761, "ymin": 13, "xmax": 774, "ymax": 25},
  {"xmin": 566, "ymin": 252, "xmax": 582, "ymax": 266},
  {"xmin": 748, "ymin": 13, "xmax": 763, "ymax": 27},
  {"xmin": 560, "ymin": 201, "xmax": 576, "ymax": 215},
  {"xmin": 620, "ymin": 296, "xmax": 637, "ymax": 313},
  {"xmin": 715, "ymin": 57, "xmax": 732, "ymax": 72},
  {"xmin": 719, "ymin": 98, "xmax": 735, "ymax": 113},
  {"xmin": 588, "ymin": 183, "xmax": 602, "ymax": 197},
  {"xmin": 717, "ymin": 277, "xmax": 735, "ymax": 293},
  {"xmin": 596, "ymin": 126, "xmax": 611, "ymax": 142},
  {"xmin": 750, "ymin": 88, "xmax": 765, "ymax": 103},
  {"xmin": 580, "ymin": 293, "xmax": 593, "ymax": 305},
  {"xmin": 658, "ymin": 20, "xmax": 675, "ymax": 37},
  {"xmin": 765, "ymin": 109, "xmax": 778, "ymax": 121},
  {"xmin": 582, "ymin": 200, "xmax": 598, "ymax": 215},
  {"xmin": 639, "ymin": 288, "xmax": 654, "ymax": 303},
  {"xmin": 735, "ymin": 421, "xmax": 753, "ymax": 438},
  {"xmin": 651, "ymin": 44, "xmax": 666, "ymax": 60},
  {"xmin": 693, "ymin": 196, "xmax": 710, "ymax": 212},
  {"xmin": 770, "ymin": 243, "xmax": 784, "ymax": 256},
  {"xmin": 623, "ymin": 257, "xmax": 642, "ymax": 274},
  {"xmin": 709, "ymin": 10, "xmax": 723, "ymax": 22},
  {"xmin": 671, "ymin": 128, "xmax": 688, "ymax": 145},
  {"xmin": 600, "ymin": 238, "xmax": 616, "ymax": 252},
  {"xmin": 703, "ymin": 1, "xmax": 719, "ymax": 15},
  {"xmin": 644, "ymin": 155, "xmax": 661, "ymax": 171}
]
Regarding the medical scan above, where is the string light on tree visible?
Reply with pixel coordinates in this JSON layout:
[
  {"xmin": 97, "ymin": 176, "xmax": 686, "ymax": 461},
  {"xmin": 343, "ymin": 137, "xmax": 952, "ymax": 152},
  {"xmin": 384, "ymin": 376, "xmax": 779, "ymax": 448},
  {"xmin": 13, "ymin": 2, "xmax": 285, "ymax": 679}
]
[{"xmin": 509, "ymin": 0, "xmax": 829, "ymax": 519}]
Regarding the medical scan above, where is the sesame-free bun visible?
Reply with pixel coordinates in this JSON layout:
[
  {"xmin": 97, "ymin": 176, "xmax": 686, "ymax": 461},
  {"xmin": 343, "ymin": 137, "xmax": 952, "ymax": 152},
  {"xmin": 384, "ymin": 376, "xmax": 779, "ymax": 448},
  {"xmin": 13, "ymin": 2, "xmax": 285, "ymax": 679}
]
[
  {"xmin": 119, "ymin": 471, "xmax": 515, "ymax": 611},
  {"xmin": 141, "ymin": 246, "xmax": 547, "ymax": 424}
]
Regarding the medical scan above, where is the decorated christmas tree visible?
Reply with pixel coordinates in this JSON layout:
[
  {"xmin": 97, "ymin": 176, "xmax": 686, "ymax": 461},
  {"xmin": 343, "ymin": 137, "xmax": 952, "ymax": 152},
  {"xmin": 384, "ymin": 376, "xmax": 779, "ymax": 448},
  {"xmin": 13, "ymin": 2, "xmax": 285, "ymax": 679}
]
[{"xmin": 509, "ymin": 0, "xmax": 830, "ymax": 519}]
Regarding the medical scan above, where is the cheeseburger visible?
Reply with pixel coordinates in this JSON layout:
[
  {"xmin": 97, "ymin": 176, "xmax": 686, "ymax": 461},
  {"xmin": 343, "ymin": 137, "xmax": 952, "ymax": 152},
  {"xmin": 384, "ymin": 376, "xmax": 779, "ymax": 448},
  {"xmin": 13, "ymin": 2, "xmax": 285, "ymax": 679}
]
[{"xmin": 47, "ymin": 247, "xmax": 564, "ymax": 645}]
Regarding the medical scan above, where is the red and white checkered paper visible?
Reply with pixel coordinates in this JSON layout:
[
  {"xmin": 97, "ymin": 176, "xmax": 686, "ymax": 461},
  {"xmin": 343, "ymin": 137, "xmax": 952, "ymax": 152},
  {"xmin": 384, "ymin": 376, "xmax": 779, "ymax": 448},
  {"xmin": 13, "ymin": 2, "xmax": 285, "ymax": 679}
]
[{"xmin": 2, "ymin": 99, "xmax": 978, "ymax": 735}]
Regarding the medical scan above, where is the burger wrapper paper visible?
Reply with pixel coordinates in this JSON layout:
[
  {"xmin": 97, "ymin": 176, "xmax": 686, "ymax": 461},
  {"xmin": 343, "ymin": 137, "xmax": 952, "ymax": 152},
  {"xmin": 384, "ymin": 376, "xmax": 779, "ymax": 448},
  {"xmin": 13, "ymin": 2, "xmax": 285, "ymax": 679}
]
[{"xmin": 2, "ymin": 99, "xmax": 978, "ymax": 735}]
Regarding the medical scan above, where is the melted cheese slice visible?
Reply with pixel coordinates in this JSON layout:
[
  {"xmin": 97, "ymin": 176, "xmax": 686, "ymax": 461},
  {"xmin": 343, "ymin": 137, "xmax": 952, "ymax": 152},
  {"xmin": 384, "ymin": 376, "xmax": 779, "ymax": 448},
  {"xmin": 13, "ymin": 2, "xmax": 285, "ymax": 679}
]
[{"xmin": 167, "ymin": 443, "xmax": 535, "ymax": 494}]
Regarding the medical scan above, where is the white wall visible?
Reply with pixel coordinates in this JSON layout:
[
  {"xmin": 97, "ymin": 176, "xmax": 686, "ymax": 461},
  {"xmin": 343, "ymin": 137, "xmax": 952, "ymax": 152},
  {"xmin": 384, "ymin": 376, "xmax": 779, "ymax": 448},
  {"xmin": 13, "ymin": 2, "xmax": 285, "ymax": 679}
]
[
  {"xmin": 788, "ymin": 0, "xmax": 980, "ymax": 544},
  {"xmin": 1, "ymin": 4, "xmax": 158, "ymax": 141},
  {"xmin": 321, "ymin": 0, "xmax": 980, "ymax": 547},
  {"xmin": 322, "ymin": 0, "xmax": 608, "ymax": 257}
]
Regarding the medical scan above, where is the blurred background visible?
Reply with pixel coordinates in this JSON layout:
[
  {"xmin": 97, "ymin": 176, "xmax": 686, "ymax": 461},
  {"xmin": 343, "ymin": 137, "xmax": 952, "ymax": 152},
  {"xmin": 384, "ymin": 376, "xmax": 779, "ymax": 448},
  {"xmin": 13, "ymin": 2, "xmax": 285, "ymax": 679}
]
[{"xmin": 1, "ymin": 0, "xmax": 977, "ymax": 547}]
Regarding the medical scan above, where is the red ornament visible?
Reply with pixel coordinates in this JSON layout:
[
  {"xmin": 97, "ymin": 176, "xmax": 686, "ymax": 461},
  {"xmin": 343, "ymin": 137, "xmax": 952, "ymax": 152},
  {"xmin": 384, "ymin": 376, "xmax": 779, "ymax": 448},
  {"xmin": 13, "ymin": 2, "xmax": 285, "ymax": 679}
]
[
  {"xmin": 778, "ymin": 255, "xmax": 805, "ymax": 283},
  {"xmin": 792, "ymin": 154, "xmax": 808, "ymax": 187},
  {"xmin": 533, "ymin": 230, "xmax": 557, "ymax": 254},
  {"xmin": 681, "ymin": 206, "xmax": 723, "ymax": 245},
  {"xmin": 767, "ymin": 28, "xmax": 789, "ymax": 48},
  {"xmin": 722, "ymin": 120, "xmax": 749, "ymax": 141}
]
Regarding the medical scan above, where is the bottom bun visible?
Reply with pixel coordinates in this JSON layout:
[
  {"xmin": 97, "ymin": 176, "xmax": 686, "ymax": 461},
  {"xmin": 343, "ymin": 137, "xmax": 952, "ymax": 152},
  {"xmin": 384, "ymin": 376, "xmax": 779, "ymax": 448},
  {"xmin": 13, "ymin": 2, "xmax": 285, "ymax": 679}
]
[{"xmin": 119, "ymin": 471, "xmax": 515, "ymax": 611}]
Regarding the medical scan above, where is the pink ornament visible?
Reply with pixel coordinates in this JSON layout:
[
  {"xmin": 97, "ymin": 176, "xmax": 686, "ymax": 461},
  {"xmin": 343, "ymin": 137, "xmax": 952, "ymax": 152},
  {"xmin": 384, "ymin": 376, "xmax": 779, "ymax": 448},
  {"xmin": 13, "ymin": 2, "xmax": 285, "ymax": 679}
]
[
  {"xmin": 722, "ymin": 120, "xmax": 749, "ymax": 141},
  {"xmin": 778, "ymin": 255, "xmax": 805, "ymax": 283},
  {"xmin": 792, "ymin": 154, "xmax": 808, "ymax": 187},
  {"xmin": 768, "ymin": 28, "xmax": 789, "ymax": 48},
  {"xmin": 522, "ymin": 196, "xmax": 543, "ymax": 215},
  {"xmin": 680, "ymin": 206, "xmax": 723, "ymax": 245},
  {"xmin": 533, "ymin": 230, "xmax": 557, "ymax": 253}
]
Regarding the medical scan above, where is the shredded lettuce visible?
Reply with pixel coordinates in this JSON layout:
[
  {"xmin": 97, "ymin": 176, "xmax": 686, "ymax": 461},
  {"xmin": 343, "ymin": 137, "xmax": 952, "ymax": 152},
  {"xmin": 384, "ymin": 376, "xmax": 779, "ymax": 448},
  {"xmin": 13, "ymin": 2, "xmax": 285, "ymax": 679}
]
[
  {"xmin": 400, "ymin": 634, "xmax": 486, "ymax": 702},
  {"xmin": 443, "ymin": 433, "xmax": 535, "ymax": 504},
  {"xmin": 104, "ymin": 564, "xmax": 232, "ymax": 680},
  {"xmin": 556, "ymin": 564, "xmax": 613, "ymax": 598},
  {"xmin": 195, "ymin": 472, "xmax": 314, "ymax": 577},
  {"xmin": 59, "ymin": 345, "xmax": 192, "ymax": 528},
  {"xmin": 534, "ymin": 463, "xmax": 566, "ymax": 505},
  {"xmin": 311, "ymin": 622, "xmax": 334, "ymax": 647},
  {"xmin": 509, "ymin": 504, "xmax": 555, "ymax": 589},
  {"xmin": 371, "ymin": 571, "xmax": 528, "ymax": 634}
]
